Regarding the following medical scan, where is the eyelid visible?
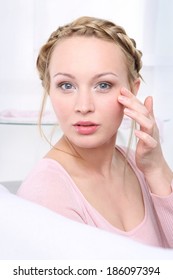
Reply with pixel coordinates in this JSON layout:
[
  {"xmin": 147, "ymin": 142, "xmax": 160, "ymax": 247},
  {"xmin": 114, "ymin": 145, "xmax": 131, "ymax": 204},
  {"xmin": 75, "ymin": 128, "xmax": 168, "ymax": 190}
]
[
  {"xmin": 95, "ymin": 81, "xmax": 112, "ymax": 90},
  {"xmin": 56, "ymin": 81, "xmax": 76, "ymax": 93},
  {"xmin": 97, "ymin": 80, "xmax": 112, "ymax": 85},
  {"xmin": 57, "ymin": 81, "xmax": 75, "ymax": 87}
]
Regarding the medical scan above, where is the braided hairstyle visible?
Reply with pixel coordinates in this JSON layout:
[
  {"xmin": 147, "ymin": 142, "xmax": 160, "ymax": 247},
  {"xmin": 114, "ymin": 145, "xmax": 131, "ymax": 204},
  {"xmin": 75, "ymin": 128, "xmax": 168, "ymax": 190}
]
[{"xmin": 37, "ymin": 16, "xmax": 142, "ymax": 94}]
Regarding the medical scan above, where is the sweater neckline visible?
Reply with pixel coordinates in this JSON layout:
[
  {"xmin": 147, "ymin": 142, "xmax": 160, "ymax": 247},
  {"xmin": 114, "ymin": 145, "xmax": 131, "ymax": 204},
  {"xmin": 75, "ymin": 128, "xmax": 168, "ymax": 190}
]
[{"xmin": 43, "ymin": 146, "xmax": 148, "ymax": 235}]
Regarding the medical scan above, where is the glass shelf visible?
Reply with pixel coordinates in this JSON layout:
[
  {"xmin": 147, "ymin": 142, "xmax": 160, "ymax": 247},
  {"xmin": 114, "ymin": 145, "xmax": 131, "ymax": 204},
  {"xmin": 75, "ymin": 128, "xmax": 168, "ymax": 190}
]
[
  {"xmin": 0, "ymin": 110, "xmax": 56, "ymax": 126},
  {"xmin": 0, "ymin": 120, "xmax": 55, "ymax": 126}
]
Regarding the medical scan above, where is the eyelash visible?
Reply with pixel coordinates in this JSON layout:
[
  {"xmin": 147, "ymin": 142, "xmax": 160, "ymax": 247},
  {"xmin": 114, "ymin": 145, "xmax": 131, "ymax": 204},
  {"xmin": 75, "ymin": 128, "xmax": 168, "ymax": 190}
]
[
  {"xmin": 95, "ymin": 82, "xmax": 112, "ymax": 92},
  {"xmin": 56, "ymin": 81, "xmax": 113, "ymax": 93},
  {"xmin": 57, "ymin": 82, "xmax": 75, "ymax": 92}
]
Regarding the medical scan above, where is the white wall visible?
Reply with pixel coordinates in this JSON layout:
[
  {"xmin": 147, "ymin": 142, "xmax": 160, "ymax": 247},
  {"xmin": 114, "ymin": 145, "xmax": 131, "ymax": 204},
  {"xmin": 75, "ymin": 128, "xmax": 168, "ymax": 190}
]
[
  {"xmin": 0, "ymin": 0, "xmax": 173, "ymax": 181},
  {"xmin": 0, "ymin": 0, "xmax": 144, "ymax": 111}
]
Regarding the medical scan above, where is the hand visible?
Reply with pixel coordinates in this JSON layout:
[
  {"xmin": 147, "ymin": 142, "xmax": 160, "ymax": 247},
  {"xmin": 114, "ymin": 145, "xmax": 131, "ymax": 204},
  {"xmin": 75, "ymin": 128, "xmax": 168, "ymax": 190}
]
[{"xmin": 118, "ymin": 87, "xmax": 172, "ymax": 195}]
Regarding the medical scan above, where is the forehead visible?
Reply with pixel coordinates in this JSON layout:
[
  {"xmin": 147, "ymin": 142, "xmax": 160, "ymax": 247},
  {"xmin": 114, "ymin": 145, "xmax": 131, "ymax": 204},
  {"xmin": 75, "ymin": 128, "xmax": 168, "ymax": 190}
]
[{"xmin": 49, "ymin": 36, "xmax": 127, "ymax": 76}]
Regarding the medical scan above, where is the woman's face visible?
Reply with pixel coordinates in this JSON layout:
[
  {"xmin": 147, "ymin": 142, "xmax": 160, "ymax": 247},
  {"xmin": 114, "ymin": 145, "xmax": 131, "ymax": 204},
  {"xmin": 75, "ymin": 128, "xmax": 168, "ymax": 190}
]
[{"xmin": 49, "ymin": 36, "xmax": 130, "ymax": 148}]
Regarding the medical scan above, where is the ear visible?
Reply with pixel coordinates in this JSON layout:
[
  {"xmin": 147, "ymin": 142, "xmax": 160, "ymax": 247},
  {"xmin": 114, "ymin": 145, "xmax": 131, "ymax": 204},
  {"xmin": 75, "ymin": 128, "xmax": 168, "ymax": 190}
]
[{"xmin": 131, "ymin": 78, "xmax": 140, "ymax": 96}]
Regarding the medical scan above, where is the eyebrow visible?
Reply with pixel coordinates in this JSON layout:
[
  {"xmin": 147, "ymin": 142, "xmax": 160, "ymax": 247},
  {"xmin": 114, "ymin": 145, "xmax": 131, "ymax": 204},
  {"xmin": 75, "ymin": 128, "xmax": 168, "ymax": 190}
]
[
  {"xmin": 94, "ymin": 72, "xmax": 119, "ymax": 79},
  {"xmin": 53, "ymin": 72, "xmax": 118, "ymax": 79},
  {"xmin": 53, "ymin": 72, "xmax": 75, "ymax": 78}
]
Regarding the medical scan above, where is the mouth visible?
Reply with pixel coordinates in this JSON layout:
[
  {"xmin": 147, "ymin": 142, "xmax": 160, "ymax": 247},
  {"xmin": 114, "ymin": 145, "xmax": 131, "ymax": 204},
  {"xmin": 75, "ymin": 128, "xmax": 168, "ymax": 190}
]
[
  {"xmin": 73, "ymin": 121, "xmax": 100, "ymax": 135},
  {"xmin": 74, "ymin": 121, "xmax": 98, "ymax": 127}
]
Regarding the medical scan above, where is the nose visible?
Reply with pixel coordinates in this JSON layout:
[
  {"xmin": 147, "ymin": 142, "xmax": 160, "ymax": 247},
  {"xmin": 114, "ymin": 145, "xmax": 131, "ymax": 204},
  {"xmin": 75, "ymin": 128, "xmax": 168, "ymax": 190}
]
[{"xmin": 74, "ymin": 90, "xmax": 95, "ymax": 114}]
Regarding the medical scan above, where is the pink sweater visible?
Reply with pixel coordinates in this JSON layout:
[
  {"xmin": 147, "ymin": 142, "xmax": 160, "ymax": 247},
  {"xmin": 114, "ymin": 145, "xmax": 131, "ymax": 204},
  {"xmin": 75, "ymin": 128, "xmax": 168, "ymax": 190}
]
[{"xmin": 17, "ymin": 148, "xmax": 173, "ymax": 248}]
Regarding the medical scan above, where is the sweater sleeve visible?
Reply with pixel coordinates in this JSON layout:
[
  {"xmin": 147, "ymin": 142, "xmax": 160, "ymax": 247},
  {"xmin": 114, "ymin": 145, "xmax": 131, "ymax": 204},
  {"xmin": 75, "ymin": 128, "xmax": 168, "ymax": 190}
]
[
  {"xmin": 122, "ymin": 146, "xmax": 173, "ymax": 248},
  {"xmin": 17, "ymin": 160, "xmax": 87, "ymax": 224},
  {"xmin": 150, "ymin": 179, "xmax": 173, "ymax": 248}
]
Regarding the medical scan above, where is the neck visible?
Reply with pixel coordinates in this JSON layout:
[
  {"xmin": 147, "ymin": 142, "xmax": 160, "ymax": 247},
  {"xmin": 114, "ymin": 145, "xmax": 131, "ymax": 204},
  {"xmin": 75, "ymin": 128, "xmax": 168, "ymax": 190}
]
[{"xmin": 57, "ymin": 135, "xmax": 121, "ymax": 177}]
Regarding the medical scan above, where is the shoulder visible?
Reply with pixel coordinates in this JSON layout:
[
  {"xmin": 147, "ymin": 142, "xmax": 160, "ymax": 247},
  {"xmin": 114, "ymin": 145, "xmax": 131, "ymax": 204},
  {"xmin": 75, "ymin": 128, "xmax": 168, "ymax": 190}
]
[
  {"xmin": 17, "ymin": 158, "xmax": 77, "ymax": 209},
  {"xmin": 17, "ymin": 158, "xmax": 87, "ymax": 222},
  {"xmin": 18, "ymin": 158, "xmax": 69, "ymax": 188}
]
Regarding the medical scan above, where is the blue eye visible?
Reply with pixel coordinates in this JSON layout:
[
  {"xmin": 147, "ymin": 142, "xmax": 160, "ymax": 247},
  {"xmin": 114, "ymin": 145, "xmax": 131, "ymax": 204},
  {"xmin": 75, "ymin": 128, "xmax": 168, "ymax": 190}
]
[
  {"xmin": 60, "ymin": 82, "xmax": 73, "ymax": 90},
  {"xmin": 95, "ymin": 82, "xmax": 112, "ymax": 92},
  {"xmin": 57, "ymin": 82, "xmax": 75, "ymax": 93},
  {"xmin": 99, "ymin": 83, "xmax": 110, "ymax": 89}
]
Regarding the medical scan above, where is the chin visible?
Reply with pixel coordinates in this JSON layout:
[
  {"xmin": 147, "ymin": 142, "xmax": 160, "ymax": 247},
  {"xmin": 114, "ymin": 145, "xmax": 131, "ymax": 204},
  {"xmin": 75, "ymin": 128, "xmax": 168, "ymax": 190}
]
[{"xmin": 67, "ymin": 135, "xmax": 115, "ymax": 150}]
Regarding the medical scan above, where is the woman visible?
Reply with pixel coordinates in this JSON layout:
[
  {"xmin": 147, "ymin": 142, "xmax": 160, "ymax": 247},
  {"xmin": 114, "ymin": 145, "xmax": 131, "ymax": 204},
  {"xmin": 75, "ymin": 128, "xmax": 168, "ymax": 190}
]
[{"xmin": 17, "ymin": 16, "xmax": 173, "ymax": 248}]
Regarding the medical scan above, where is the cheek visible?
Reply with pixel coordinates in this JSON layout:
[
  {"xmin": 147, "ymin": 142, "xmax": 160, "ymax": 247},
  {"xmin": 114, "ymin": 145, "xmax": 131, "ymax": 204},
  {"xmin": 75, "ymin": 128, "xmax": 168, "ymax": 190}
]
[
  {"xmin": 109, "ymin": 105, "xmax": 124, "ymax": 135},
  {"xmin": 106, "ymin": 99, "xmax": 124, "ymax": 120},
  {"xmin": 50, "ymin": 96, "xmax": 69, "ymax": 122}
]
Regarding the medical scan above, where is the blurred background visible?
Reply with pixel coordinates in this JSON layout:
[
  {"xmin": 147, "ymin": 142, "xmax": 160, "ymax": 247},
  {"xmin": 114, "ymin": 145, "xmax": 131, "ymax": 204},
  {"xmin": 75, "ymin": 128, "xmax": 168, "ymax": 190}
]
[{"xmin": 0, "ymin": 0, "xmax": 173, "ymax": 183}]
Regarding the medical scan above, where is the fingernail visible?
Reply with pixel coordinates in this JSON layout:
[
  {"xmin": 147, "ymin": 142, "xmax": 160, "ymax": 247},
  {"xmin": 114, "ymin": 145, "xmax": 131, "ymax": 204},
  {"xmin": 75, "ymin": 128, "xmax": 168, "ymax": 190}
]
[
  {"xmin": 118, "ymin": 95, "xmax": 126, "ymax": 101},
  {"xmin": 121, "ymin": 87, "xmax": 128, "ymax": 93},
  {"xmin": 124, "ymin": 108, "xmax": 132, "ymax": 114}
]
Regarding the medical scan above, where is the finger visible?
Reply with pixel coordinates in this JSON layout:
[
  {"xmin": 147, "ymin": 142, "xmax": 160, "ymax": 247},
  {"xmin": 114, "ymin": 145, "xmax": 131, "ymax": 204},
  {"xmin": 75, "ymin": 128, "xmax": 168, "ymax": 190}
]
[
  {"xmin": 118, "ymin": 88, "xmax": 149, "ymax": 116},
  {"xmin": 144, "ymin": 96, "xmax": 154, "ymax": 118},
  {"xmin": 124, "ymin": 107, "xmax": 154, "ymax": 133},
  {"xmin": 120, "ymin": 87, "xmax": 132, "ymax": 97},
  {"xmin": 134, "ymin": 130, "xmax": 158, "ymax": 149},
  {"xmin": 119, "ymin": 89, "xmax": 156, "ymax": 133}
]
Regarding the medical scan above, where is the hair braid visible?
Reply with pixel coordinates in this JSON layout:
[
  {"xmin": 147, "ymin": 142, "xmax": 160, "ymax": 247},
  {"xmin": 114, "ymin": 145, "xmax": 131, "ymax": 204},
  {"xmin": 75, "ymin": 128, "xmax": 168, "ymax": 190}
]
[{"xmin": 37, "ymin": 16, "xmax": 143, "ymax": 92}]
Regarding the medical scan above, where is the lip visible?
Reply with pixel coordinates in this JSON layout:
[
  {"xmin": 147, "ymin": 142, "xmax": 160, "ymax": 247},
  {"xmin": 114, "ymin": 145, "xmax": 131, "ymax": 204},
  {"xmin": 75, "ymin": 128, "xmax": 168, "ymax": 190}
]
[{"xmin": 73, "ymin": 121, "xmax": 100, "ymax": 135}]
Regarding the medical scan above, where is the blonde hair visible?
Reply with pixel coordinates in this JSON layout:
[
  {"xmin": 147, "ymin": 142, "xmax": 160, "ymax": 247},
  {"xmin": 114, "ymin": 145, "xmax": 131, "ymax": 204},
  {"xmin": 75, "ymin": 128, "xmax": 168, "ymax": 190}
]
[
  {"xmin": 37, "ymin": 16, "xmax": 142, "ymax": 92},
  {"xmin": 37, "ymin": 16, "xmax": 143, "ymax": 153}
]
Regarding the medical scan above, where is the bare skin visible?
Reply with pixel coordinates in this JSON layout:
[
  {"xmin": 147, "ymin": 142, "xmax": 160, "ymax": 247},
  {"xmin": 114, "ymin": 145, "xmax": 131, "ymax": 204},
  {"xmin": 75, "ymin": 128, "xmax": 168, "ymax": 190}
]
[
  {"xmin": 118, "ymin": 88, "xmax": 173, "ymax": 196},
  {"xmin": 46, "ymin": 139, "xmax": 144, "ymax": 232},
  {"xmin": 46, "ymin": 36, "xmax": 173, "ymax": 232}
]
